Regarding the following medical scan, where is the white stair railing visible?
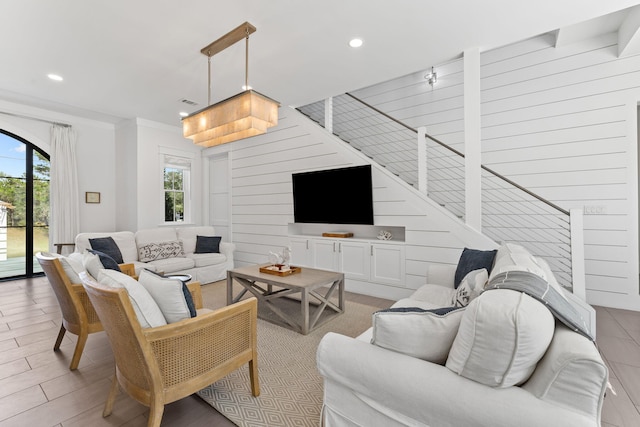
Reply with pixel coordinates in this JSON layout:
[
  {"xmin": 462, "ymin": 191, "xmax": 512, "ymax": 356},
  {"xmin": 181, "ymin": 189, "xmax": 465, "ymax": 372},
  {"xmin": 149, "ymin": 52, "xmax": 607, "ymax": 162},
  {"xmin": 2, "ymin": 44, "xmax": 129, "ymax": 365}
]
[{"xmin": 297, "ymin": 93, "xmax": 585, "ymax": 296}]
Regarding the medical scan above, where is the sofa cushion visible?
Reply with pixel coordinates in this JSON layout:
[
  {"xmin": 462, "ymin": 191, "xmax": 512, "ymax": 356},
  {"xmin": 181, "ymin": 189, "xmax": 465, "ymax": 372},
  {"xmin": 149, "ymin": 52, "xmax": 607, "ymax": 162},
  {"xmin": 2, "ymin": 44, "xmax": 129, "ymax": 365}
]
[
  {"xmin": 97, "ymin": 269, "xmax": 167, "ymax": 328},
  {"xmin": 454, "ymin": 248, "xmax": 497, "ymax": 288},
  {"xmin": 75, "ymin": 231, "xmax": 138, "ymax": 263},
  {"xmin": 391, "ymin": 298, "xmax": 443, "ymax": 311},
  {"xmin": 88, "ymin": 236, "xmax": 124, "ymax": 264},
  {"xmin": 195, "ymin": 235, "xmax": 222, "ymax": 254},
  {"xmin": 138, "ymin": 241, "xmax": 185, "ymax": 262},
  {"xmin": 146, "ymin": 256, "xmax": 195, "ymax": 274},
  {"xmin": 186, "ymin": 252, "xmax": 227, "ymax": 268},
  {"xmin": 453, "ymin": 268, "xmax": 488, "ymax": 307},
  {"xmin": 372, "ymin": 306, "xmax": 465, "ymax": 364},
  {"xmin": 83, "ymin": 251, "xmax": 121, "ymax": 279},
  {"xmin": 176, "ymin": 226, "xmax": 216, "ymax": 254},
  {"xmin": 138, "ymin": 269, "xmax": 196, "ymax": 323},
  {"xmin": 446, "ymin": 289, "xmax": 555, "ymax": 388},
  {"xmin": 408, "ymin": 285, "xmax": 457, "ymax": 308}
]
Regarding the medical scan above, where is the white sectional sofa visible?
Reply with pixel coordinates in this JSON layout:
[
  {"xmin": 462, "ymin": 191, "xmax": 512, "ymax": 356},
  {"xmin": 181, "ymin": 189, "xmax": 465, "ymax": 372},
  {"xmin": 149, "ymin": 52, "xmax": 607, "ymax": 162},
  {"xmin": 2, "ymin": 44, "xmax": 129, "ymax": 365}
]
[
  {"xmin": 74, "ymin": 226, "xmax": 234, "ymax": 284},
  {"xmin": 317, "ymin": 243, "xmax": 608, "ymax": 427}
]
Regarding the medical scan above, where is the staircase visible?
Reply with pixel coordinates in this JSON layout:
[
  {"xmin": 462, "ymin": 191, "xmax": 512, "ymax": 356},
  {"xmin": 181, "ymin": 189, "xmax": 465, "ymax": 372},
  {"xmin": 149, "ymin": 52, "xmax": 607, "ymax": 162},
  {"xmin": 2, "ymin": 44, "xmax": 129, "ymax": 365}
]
[{"xmin": 297, "ymin": 93, "xmax": 576, "ymax": 292}]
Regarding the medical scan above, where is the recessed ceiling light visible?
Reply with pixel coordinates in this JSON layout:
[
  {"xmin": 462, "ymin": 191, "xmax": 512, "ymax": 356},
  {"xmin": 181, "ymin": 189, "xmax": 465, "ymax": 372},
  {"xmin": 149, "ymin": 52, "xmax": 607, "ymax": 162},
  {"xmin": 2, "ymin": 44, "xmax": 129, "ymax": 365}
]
[
  {"xmin": 349, "ymin": 38, "xmax": 363, "ymax": 48},
  {"xmin": 47, "ymin": 74, "xmax": 63, "ymax": 82},
  {"xmin": 179, "ymin": 111, "xmax": 189, "ymax": 117}
]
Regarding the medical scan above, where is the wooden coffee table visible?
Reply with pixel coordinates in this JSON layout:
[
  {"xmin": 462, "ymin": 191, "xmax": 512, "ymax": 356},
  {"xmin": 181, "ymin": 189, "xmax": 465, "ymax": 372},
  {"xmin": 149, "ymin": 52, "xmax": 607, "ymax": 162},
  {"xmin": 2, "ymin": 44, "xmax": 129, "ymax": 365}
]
[{"xmin": 227, "ymin": 264, "xmax": 345, "ymax": 335}]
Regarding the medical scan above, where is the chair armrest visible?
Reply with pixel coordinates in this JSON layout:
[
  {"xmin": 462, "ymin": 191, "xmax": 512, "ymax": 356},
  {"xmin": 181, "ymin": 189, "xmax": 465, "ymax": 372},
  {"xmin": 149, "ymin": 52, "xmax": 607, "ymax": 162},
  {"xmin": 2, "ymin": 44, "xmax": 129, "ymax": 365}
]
[
  {"xmin": 144, "ymin": 297, "xmax": 257, "ymax": 389},
  {"xmin": 118, "ymin": 263, "xmax": 136, "ymax": 278},
  {"xmin": 219, "ymin": 242, "xmax": 235, "ymax": 258},
  {"xmin": 426, "ymin": 264, "xmax": 457, "ymax": 288},
  {"xmin": 186, "ymin": 281, "xmax": 203, "ymax": 310}
]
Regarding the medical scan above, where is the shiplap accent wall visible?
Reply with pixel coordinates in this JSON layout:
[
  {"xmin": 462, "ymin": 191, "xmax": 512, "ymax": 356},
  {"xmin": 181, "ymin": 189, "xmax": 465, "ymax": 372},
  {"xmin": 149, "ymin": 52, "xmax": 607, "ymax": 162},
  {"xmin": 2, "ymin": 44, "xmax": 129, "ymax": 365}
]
[
  {"xmin": 351, "ymin": 58, "xmax": 466, "ymax": 153},
  {"xmin": 298, "ymin": 30, "xmax": 640, "ymax": 309},
  {"xmin": 480, "ymin": 32, "xmax": 640, "ymax": 308},
  {"xmin": 204, "ymin": 107, "xmax": 493, "ymax": 299}
]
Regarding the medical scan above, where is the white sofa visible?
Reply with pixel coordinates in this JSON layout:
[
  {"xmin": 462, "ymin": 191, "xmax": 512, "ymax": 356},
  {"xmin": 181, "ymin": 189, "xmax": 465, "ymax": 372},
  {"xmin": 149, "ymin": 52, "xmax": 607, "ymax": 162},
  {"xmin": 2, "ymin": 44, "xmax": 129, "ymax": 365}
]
[
  {"xmin": 74, "ymin": 226, "xmax": 234, "ymax": 284},
  {"xmin": 317, "ymin": 243, "xmax": 608, "ymax": 427}
]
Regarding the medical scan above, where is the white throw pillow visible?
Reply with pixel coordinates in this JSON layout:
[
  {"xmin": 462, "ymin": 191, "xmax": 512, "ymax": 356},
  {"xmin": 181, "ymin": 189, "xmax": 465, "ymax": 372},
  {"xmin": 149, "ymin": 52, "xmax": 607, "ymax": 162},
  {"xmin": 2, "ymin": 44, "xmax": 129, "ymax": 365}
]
[
  {"xmin": 98, "ymin": 269, "xmax": 167, "ymax": 328},
  {"xmin": 42, "ymin": 252, "xmax": 85, "ymax": 283},
  {"xmin": 137, "ymin": 269, "xmax": 195, "ymax": 323},
  {"xmin": 371, "ymin": 306, "xmax": 466, "ymax": 364},
  {"xmin": 446, "ymin": 289, "xmax": 554, "ymax": 387},
  {"xmin": 452, "ymin": 268, "xmax": 488, "ymax": 307}
]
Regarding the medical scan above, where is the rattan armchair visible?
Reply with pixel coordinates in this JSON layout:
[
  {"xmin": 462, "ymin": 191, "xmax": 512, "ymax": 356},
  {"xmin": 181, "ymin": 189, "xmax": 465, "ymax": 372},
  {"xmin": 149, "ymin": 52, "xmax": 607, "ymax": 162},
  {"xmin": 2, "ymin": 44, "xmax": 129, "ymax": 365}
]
[
  {"xmin": 36, "ymin": 252, "xmax": 104, "ymax": 370},
  {"xmin": 80, "ymin": 272, "xmax": 259, "ymax": 427}
]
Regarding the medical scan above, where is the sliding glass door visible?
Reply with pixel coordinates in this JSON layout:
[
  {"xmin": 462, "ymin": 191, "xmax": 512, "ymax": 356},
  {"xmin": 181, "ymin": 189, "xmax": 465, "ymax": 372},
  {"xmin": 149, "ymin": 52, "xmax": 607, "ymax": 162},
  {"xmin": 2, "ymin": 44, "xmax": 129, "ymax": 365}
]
[{"xmin": 0, "ymin": 130, "xmax": 50, "ymax": 279}]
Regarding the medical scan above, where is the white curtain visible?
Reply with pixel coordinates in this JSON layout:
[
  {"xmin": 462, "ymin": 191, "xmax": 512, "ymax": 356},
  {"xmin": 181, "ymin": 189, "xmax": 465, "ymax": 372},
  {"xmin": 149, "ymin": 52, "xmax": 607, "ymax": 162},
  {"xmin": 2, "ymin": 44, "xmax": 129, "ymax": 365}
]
[{"xmin": 50, "ymin": 125, "xmax": 79, "ymax": 249}]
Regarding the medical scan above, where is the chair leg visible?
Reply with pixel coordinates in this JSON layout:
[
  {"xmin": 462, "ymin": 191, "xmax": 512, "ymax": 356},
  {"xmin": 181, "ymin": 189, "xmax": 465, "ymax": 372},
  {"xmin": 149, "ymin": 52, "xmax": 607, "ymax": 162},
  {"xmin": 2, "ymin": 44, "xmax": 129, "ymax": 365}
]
[
  {"xmin": 147, "ymin": 399, "xmax": 165, "ymax": 427},
  {"xmin": 53, "ymin": 325, "xmax": 66, "ymax": 351},
  {"xmin": 69, "ymin": 331, "xmax": 87, "ymax": 370},
  {"xmin": 103, "ymin": 374, "xmax": 119, "ymax": 417},
  {"xmin": 249, "ymin": 359, "xmax": 260, "ymax": 397}
]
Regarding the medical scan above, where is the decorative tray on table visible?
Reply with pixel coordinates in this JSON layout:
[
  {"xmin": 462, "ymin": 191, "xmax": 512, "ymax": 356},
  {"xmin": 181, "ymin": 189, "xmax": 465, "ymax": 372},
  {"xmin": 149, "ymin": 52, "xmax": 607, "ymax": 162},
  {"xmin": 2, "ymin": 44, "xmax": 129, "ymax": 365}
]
[{"xmin": 259, "ymin": 264, "xmax": 302, "ymax": 276}]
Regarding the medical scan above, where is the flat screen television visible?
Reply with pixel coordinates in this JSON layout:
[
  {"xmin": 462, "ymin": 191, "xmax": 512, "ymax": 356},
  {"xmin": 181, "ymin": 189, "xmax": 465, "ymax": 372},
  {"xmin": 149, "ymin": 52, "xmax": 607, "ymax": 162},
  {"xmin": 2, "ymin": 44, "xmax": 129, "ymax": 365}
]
[{"xmin": 292, "ymin": 165, "xmax": 374, "ymax": 225}]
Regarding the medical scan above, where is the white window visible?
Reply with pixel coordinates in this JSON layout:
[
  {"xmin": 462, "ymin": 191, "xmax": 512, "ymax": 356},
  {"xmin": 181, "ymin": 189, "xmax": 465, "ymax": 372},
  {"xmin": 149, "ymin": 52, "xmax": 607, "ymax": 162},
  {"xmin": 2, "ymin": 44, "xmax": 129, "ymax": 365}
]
[{"xmin": 163, "ymin": 155, "xmax": 191, "ymax": 223}]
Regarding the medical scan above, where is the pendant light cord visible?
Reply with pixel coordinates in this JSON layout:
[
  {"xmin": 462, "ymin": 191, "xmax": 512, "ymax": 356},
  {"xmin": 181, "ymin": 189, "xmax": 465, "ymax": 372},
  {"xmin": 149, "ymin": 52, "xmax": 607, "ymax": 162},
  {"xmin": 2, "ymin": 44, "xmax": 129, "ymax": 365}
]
[{"xmin": 245, "ymin": 28, "xmax": 249, "ymax": 89}]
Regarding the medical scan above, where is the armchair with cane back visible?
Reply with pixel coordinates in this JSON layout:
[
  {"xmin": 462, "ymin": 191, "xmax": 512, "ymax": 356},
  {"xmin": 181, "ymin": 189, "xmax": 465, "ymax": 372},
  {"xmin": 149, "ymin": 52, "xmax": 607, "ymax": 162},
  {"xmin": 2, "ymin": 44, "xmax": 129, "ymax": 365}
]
[
  {"xmin": 36, "ymin": 252, "xmax": 139, "ymax": 370},
  {"xmin": 80, "ymin": 271, "xmax": 259, "ymax": 427},
  {"xmin": 36, "ymin": 252, "xmax": 105, "ymax": 370}
]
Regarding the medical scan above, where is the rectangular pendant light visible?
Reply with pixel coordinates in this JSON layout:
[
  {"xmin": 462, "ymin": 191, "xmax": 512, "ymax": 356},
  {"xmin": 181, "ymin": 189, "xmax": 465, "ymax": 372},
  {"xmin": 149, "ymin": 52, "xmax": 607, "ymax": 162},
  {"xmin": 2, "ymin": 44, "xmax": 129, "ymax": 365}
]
[{"xmin": 182, "ymin": 22, "xmax": 279, "ymax": 147}]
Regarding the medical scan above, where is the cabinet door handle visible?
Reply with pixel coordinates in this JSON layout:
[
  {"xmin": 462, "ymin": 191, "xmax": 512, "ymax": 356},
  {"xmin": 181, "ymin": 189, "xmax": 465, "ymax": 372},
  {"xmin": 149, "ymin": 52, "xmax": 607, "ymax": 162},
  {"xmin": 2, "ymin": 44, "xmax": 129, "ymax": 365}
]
[
  {"xmin": 306, "ymin": 240, "xmax": 309, "ymax": 250},
  {"xmin": 333, "ymin": 242, "xmax": 336, "ymax": 252},
  {"xmin": 371, "ymin": 246, "xmax": 373, "ymax": 256},
  {"xmin": 338, "ymin": 242, "xmax": 341, "ymax": 252}
]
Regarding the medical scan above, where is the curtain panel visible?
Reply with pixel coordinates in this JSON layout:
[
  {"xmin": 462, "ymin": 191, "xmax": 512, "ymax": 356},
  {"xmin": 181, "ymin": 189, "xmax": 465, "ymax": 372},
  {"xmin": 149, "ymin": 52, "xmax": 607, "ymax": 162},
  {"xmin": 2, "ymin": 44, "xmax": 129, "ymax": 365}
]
[{"xmin": 50, "ymin": 125, "xmax": 79, "ymax": 251}]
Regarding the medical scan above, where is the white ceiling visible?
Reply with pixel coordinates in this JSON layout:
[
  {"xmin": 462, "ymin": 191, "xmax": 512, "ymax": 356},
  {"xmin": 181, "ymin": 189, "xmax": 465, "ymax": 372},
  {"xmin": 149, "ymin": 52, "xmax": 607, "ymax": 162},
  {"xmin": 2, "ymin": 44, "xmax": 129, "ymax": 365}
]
[{"xmin": 1, "ymin": 0, "xmax": 639, "ymax": 127}]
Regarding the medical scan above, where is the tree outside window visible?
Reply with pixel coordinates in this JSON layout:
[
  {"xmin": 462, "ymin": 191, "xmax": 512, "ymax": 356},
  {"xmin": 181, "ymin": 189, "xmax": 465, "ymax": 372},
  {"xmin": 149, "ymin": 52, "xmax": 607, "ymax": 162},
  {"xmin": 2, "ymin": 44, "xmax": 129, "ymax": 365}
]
[{"xmin": 164, "ymin": 167, "xmax": 184, "ymax": 222}]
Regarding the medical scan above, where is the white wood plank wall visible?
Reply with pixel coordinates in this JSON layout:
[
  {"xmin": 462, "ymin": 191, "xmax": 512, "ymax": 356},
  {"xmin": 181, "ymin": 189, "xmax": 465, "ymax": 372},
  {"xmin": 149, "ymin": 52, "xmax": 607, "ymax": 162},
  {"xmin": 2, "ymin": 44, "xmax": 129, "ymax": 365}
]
[
  {"xmin": 299, "ymin": 30, "xmax": 639, "ymax": 308},
  {"xmin": 480, "ymin": 31, "xmax": 639, "ymax": 307},
  {"xmin": 218, "ymin": 107, "xmax": 493, "ymax": 298},
  {"xmin": 210, "ymin": 29, "xmax": 640, "ymax": 308}
]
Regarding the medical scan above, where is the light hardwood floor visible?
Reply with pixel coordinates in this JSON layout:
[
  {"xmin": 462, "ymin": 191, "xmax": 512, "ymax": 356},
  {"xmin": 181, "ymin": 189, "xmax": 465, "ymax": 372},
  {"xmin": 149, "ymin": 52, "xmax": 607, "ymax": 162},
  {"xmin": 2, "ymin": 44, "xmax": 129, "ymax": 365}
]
[{"xmin": 0, "ymin": 275, "xmax": 638, "ymax": 426}]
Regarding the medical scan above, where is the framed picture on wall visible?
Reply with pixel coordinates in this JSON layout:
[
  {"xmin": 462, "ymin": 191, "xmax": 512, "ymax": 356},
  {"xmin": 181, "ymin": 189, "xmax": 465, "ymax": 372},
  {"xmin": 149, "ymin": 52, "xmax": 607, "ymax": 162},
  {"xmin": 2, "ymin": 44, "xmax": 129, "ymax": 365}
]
[{"xmin": 85, "ymin": 192, "xmax": 100, "ymax": 204}]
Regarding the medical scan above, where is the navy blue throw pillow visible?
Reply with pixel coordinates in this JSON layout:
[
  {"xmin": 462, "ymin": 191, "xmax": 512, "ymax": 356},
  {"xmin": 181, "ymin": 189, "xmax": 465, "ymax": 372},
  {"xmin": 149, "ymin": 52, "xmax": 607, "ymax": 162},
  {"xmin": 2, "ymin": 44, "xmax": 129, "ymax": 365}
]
[
  {"xmin": 89, "ymin": 237, "xmax": 124, "ymax": 264},
  {"xmin": 194, "ymin": 235, "xmax": 222, "ymax": 254},
  {"xmin": 88, "ymin": 249, "xmax": 121, "ymax": 272},
  {"xmin": 454, "ymin": 248, "xmax": 497, "ymax": 288}
]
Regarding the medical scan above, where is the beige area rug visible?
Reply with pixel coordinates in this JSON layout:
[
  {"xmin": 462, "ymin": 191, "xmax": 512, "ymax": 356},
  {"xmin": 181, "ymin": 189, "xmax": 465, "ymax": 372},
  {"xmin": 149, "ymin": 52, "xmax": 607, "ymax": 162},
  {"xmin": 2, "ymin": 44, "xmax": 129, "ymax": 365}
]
[{"xmin": 197, "ymin": 296, "xmax": 380, "ymax": 427}]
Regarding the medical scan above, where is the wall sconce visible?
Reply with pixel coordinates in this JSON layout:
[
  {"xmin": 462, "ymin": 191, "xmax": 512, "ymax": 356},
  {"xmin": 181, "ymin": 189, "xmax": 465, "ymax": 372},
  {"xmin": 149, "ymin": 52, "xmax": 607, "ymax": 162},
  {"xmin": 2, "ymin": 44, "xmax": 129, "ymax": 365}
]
[{"xmin": 425, "ymin": 67, "xmax": 437, "ymax": 88}]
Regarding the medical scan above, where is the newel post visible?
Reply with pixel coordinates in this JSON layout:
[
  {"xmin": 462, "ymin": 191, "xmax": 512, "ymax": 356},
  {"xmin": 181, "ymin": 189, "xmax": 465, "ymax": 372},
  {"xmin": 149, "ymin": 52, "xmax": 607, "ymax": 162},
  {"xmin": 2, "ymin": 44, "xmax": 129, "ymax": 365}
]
[
  {"xmin": 418, "ymin": 126, "xmax": 427, "ymax": 194},
  {"xmin": 324, "ymin": 97, "xmax": 333, "ymax": 134},
  {"xmin": 570, "ymin": 208, "xmax": 586, "ymax": 301}
]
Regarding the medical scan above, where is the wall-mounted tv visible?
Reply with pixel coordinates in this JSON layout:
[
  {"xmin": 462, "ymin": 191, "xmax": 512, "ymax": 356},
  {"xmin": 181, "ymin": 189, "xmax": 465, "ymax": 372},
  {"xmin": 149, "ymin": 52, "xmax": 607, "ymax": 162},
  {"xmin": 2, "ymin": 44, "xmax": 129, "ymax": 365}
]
[{"xmin": 292, "ymin": 165, "xmax": 374, "ymax": 225}]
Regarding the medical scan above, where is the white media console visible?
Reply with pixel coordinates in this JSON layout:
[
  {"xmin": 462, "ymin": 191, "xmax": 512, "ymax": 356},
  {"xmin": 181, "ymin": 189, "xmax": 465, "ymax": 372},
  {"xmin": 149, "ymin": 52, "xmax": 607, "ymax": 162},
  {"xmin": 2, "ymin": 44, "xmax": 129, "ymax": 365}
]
[{"xmin": 288, "ymin": 223, "xmax": 414, "ymax": 300}]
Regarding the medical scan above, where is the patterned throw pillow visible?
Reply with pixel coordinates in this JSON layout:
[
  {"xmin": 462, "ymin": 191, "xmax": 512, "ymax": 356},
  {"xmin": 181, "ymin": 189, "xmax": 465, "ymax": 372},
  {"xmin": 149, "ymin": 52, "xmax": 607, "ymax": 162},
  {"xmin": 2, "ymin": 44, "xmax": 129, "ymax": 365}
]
[
  {"xmin": 452, "ymin": 268, "xmax": 488, "ymax": 308},
  {"xmin": 138, "ymin": 241, "xmax": 185, "ymax": 262}
]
